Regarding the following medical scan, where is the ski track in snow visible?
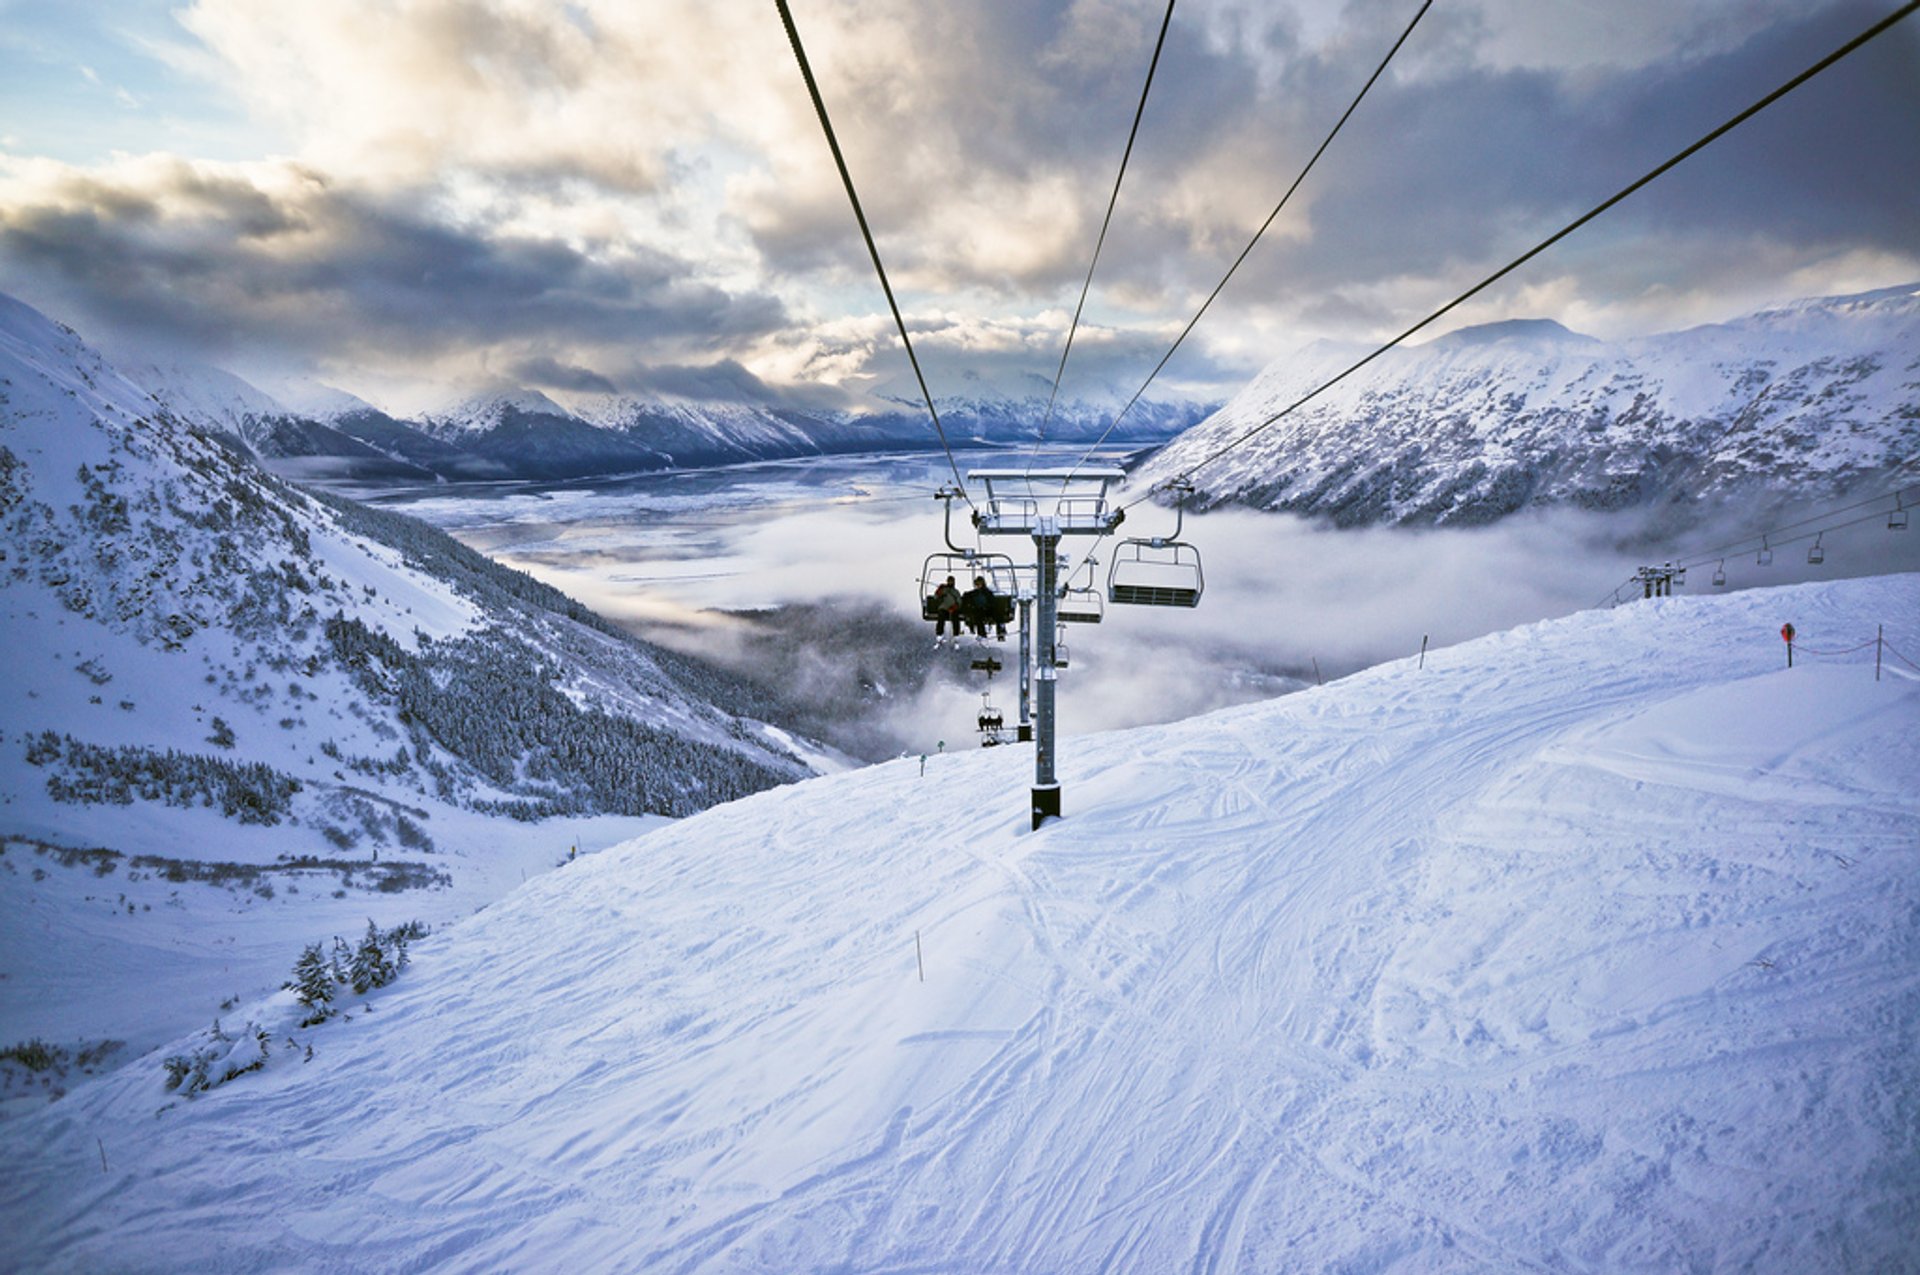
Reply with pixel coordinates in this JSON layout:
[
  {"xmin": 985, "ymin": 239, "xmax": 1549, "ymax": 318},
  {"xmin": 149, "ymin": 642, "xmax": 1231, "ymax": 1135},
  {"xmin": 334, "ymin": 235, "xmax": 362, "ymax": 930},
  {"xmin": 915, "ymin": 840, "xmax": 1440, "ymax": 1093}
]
[{"xmin": 2, "ymin": 576, "xmax": 1917, "ymax": 1272}]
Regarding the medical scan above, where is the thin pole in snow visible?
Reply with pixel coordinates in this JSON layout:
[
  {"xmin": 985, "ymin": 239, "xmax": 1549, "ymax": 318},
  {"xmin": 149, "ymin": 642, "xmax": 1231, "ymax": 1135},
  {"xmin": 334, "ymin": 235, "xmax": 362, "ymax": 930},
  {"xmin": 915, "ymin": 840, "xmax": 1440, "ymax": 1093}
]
[
  {"xmin": 1418, "ymin": 634, "xmax": 1429, "ymax": 669},
  {"xmin": 915, "ymin": 930, "xmax": 925, "ymax": 983},
  {"xmin": 1312, "ymin": 656, "xmax": 1323, "ymax": 687},
  {"xmin": 98, "ymin": 1138, "xmax": 108, "ymax": 1173},
  {"xmin": 1877, "ymin": 624, "xmax": 1884, "ymax": 681}
]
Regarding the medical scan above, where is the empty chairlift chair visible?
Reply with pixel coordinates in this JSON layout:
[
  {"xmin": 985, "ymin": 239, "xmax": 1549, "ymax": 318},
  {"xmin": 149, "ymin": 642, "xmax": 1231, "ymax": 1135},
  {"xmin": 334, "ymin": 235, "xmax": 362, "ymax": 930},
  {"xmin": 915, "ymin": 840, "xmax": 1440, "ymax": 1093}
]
[
  {"xmin": 1891, "ymin": 496, "xmax": 1909, "ymax": 531},
  {"xmin": 1108, "ymin": 538, "xmax": 1204, "ymax": 608},
  {"xmin": 1057, "ymin": 585, "xmax": 1104, "ymax": 625},
  {"xmin": 1107, "ymin": 480, "xmax": 1204, "ymax": 608}
]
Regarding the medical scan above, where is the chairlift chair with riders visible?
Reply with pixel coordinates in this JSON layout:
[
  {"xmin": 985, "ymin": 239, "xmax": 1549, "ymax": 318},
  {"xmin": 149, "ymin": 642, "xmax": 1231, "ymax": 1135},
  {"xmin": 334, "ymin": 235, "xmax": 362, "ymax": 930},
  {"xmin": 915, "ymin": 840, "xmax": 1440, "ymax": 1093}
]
[
  {"xmin": 920, "ymin": 551, "xmax": 1019, "ymax": 623},
  {"xmin": 918, "ymin": 488, "xmax": 1022, "ymax": 641},
  {"xmin": 1108, "ymin": 481, "xmax": 1204, "ymax": 608},
  {"xmin": 977, "ymin": 693, "xmax": 1007, "ymax": 747}
]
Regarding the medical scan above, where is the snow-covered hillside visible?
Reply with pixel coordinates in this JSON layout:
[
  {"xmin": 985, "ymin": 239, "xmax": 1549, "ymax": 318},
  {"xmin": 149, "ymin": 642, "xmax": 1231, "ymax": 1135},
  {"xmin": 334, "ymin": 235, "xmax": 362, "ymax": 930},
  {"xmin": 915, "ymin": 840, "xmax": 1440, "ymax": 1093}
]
[
  {"xmin": 3, "ymin": 573, "xmax": 1913, "ymax": 1271},
  {"xmin": 1137, "ymin": 284, "xmax": 1920, "ymax": 526},
  {"xmin": 117, "ymin": 356, "xmax": 432, "ymax": 481},
  {"xmin": 0, "ymin": 292, "xmax": 819, "ymax": 1068}
]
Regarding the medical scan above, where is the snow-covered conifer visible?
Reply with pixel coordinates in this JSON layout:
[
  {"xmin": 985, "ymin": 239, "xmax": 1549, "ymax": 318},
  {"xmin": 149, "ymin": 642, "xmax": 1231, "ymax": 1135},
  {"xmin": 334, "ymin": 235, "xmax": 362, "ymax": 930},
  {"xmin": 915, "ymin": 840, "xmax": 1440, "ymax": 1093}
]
[{"xmin": 291, "ymin": 942, "xmax": 333, "ymax": 1025}]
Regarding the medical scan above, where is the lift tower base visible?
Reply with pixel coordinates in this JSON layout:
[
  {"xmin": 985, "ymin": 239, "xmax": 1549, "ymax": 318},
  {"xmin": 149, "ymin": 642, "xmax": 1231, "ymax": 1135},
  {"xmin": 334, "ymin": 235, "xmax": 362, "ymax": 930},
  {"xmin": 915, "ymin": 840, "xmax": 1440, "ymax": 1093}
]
[{"xmin": 1031, "ymin": 784, "xmax": 1061, "ymax": 829}]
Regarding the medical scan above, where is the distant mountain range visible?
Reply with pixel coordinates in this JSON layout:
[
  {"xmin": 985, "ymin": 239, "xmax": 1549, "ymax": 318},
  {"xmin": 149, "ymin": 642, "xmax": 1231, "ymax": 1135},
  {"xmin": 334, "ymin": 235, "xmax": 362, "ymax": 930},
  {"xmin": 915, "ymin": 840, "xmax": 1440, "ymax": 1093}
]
[
  {"xmin": 1134, "ymin": 284, "xmax": 1920, "ymax": 526},
  {"xmin": 98, "ymin": 332, "xmax": 1210, "ymax": 486}
]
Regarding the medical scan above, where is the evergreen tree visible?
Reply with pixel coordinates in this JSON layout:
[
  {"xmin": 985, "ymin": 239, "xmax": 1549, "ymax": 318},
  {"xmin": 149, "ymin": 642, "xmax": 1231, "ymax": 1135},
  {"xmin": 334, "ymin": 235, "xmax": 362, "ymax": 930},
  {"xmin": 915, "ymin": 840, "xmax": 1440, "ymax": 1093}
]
[
  {"xmin": 291, "ymin": 942, "xmax": 333, "ymax": 1025},
  {"xmin": 350, "ymin": 919, "xmax": 393, "ymax": 993}
]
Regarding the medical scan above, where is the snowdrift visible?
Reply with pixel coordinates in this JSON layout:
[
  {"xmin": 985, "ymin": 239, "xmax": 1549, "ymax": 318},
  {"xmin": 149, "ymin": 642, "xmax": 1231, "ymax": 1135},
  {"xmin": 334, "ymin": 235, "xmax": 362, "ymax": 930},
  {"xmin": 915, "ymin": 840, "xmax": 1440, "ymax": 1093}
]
[{"xmin": 2, "ymin": 574, "xmax": 1916, "ymax": 1271}]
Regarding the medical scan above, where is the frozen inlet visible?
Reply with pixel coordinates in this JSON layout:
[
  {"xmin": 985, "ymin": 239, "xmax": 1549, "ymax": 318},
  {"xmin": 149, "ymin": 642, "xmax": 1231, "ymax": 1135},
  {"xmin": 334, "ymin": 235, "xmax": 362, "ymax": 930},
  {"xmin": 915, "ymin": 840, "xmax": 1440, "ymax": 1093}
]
[{"xmin": 967, "ymin": 469, "xmax": 1125, "ymax": 537}]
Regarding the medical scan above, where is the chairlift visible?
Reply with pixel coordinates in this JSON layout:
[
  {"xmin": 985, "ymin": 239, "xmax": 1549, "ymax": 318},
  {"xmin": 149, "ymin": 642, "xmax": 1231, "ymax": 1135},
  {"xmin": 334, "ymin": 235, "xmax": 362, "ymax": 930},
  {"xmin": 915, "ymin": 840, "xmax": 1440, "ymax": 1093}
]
[
  {"xmin": 1756, "ymin": 536, "xmax": 1773, "ymax": 567},
  {"xmin": 969, "ymin": 652, "xmax": 1004, "ymax": 676},
  {"xmin": 1058, "ymin": 586, "xmax": 1104, "ymax": 625},
  {"xmin": 1712, "ymin": 559, "xmax": 1727, "ymax": 587},
  {"xmin": 1892, "ymin": 495, "xmax": 1909, "ymax": 531},
  {"xmin": 1807, "ymin": 533, "xmax": 1825, "ymax": 565},
  {"xmin": 1107, "ymin": 482, "xmax": 1204, "ymax": 608},
  {"xmin": 977, "ymin": 693, "xmax": 1007, "ymax": 747},
  {"xmin": 919, "ymin": 550, "xmax": 1019, "ymax": 627}
]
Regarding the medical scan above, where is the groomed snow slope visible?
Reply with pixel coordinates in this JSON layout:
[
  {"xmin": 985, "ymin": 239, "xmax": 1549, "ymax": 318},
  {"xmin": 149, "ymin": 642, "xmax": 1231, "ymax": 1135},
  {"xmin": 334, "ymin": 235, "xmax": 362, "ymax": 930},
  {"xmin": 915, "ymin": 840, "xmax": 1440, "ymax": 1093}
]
[{"xmin": 4, "ymin": 575, "xmax": 1917, "ymax": 1272}]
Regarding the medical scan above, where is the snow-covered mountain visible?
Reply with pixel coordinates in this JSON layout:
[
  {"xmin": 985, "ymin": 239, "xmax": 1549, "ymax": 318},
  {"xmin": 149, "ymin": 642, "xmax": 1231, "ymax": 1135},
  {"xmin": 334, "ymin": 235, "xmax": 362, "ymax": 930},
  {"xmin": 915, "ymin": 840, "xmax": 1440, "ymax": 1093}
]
[
  {"xmin": 1, "ymin": 570, "xmax": 1912, "ymax": 1269},
  {"xmin": 1136, "ymin": 284, "xmax": 1920, "ymax": 526},
  {"xmin": 116, "ymin": 356, "xmax": 433, "ymax": 481},
  {"xmin": 0, "ymin": 292, "xmax": 821, "ymax": 1064},
  {"xmin": 78, "ymin": 310, "xmax": 1211, "ymax": 486}
]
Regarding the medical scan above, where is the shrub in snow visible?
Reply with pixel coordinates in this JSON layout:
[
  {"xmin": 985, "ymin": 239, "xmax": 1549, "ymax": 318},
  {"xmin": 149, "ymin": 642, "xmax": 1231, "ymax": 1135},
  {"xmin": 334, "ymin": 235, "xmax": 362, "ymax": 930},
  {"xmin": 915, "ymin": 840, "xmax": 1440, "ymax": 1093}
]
[{"xmin": 162, "ymin": 1019, "xmax": 269, "ymax": 1096}]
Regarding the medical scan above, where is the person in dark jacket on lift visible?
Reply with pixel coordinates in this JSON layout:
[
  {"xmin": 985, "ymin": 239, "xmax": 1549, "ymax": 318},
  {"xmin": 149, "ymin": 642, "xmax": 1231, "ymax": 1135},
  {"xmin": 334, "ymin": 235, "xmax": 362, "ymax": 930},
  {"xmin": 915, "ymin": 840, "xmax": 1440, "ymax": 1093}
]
[
  {"xmin": 962, "ymin": 575, "xmax": 1006, "ymax": 641},
  {"xmin": 931, "ymin": 575, "xmax": 964, "ymax": 647}
]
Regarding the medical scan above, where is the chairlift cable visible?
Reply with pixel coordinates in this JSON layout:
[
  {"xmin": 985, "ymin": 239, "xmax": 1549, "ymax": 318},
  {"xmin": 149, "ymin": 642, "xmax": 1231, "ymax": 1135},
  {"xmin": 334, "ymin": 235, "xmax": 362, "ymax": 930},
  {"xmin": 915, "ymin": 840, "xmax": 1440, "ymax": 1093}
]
[
  {"xmin": 1592, "ymin": 480, "xmax": 1920, "ymax": 606},
  {"xmin": 1662, "ymin": 480, "xmax": 1919, "ymax": 571},
  {"xmin": 774, "ymin": 0, "xmax": 973, "ymax": 506},
  {"xmin": 1060, "ymin": 0, "xmax": 1433, "ymax": 486},
  {"xmin": 1025, "ymin": 0, "xmax": 1179, "ymax": 475},
  {"xmin": 1124, "ymin": 0, "xmax": 1920, "ymax": 513}
]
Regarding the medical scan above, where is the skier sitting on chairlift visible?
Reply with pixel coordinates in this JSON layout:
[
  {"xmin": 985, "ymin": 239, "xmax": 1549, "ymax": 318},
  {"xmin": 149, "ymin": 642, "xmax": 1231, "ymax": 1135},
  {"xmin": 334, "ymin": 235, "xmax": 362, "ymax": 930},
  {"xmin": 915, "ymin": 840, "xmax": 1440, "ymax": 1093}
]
[
  {"xmin": 930, "ymin": 575, "xmax": 964, "ymax": 647},
  {"xmin": 962, "ymin": 575, "xmax": 1006, "ymax": 641}
]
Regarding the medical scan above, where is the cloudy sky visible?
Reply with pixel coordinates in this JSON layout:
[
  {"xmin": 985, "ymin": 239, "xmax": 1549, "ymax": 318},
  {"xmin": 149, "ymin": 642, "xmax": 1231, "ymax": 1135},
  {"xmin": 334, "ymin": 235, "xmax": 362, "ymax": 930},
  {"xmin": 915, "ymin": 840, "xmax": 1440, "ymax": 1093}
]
[{"xmin": 1, "ymin": 0, "xmax": 1915, "ymax": 415}]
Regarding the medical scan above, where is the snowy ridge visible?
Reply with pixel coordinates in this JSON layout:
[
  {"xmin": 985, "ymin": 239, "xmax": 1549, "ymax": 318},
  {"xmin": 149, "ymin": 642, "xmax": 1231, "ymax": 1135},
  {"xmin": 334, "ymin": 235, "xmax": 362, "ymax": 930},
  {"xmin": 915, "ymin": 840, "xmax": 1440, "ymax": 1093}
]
[
  {"xmin": 2, "ymin": 573, "xmax": 1914, "ymax": 1270},
  {"xmin": 0, "ymin": 292, "xmax": 818, "ymax": 1066},
  {"xmin": 1136, "ymin": 284, "xmax": 1920, "ymax": 525},
  {"xmin": 419, "ymin": 386, "xmax": 578, "ymax": 438}
]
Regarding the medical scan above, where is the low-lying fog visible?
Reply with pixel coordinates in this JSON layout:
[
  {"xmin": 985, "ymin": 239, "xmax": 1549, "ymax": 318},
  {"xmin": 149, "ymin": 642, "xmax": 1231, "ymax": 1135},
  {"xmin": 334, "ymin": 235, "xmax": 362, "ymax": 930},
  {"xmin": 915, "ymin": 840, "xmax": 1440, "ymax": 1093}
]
[{"xmin": 365, "ymin": 450, "xmax": 1919, "ymax": 762}]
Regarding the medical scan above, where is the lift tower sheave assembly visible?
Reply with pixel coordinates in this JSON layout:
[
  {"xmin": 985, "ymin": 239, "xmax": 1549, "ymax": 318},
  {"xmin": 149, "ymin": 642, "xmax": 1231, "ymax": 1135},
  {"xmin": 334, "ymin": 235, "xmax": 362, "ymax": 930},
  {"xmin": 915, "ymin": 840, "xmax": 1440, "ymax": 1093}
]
[{"xmin": 969, "ymin": 468, "xmax": 1126, "ymax": 829}]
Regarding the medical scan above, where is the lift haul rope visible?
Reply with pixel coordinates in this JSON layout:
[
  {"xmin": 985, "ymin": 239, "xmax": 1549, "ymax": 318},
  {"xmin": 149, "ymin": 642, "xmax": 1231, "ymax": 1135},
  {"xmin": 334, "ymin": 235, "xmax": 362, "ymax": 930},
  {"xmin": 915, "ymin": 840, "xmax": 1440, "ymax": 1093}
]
[
  {"xmin": 1068, "ymin": 0, "xmax": 1434, "ymax": 480},
  {"xmin": 774, "ymin": 0, "xmax": 973, "ymax": 506},
  {"xmin": 1030, "ymin": 0, "xmax": 1178, "ymax": 466},
  {"xmin": 1129, "ymin": 0, "xmax": 1920, "ymax": 513},
  {"xmin": 1593, "ymin": 480, "xmax": 1920, "ymax": 609}
]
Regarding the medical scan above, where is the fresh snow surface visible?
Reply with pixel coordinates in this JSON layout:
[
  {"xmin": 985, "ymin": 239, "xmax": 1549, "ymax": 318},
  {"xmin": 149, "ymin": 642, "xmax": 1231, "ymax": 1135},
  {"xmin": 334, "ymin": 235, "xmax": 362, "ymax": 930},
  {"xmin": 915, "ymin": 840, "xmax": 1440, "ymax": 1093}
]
[{"xmin": 3, "ymin": 575, "xmax": 1917, "ymax": 1271}]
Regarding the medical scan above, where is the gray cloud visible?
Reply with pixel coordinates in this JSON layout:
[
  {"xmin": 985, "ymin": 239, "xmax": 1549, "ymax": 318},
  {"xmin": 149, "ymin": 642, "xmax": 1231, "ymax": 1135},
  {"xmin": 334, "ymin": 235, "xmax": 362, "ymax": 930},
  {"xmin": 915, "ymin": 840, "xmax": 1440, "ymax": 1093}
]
[
  {"xmin": 0, "ymin": 158, "xmax": 789, "ymax": 383},
  {"xmin": 0, "ymin": 0, "xmax": 1911, "ymax": 409},
  {"xmin": 743, "ymin": 0, "xmax": 1916, "ymax": 342},
  {"xmin": 508, "ymin": 355, "xmax": 618, "ymax": 395}
]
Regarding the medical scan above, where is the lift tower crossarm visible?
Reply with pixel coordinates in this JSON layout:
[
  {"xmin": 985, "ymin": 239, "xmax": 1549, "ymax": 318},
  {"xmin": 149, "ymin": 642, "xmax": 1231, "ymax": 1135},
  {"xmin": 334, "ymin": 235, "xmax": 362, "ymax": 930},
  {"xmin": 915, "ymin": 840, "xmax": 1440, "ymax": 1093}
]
[{"xmin": 968, "ymin": 469, "xmax": 1126, "ymax": 538}]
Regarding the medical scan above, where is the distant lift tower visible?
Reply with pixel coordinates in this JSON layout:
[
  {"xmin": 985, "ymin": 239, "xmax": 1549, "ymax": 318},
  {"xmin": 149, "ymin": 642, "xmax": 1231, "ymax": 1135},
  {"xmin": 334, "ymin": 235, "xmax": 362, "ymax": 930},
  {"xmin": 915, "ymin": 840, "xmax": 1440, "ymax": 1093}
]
[{"xmin": 970, "ymin": 469, "xmax": 1126, "ymax": 828}]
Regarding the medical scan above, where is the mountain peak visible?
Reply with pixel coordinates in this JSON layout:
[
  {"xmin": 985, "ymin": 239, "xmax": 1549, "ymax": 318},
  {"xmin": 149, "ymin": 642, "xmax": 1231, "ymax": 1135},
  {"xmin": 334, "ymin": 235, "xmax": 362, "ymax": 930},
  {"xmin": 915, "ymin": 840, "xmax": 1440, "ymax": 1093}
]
[
  {"xmin": 427, "ymin": 387, "xmax": 578, "ymax": 433},
  {"xmin": 1427, "ymin": 318, "xmax": 1600, "ymax": 350}
]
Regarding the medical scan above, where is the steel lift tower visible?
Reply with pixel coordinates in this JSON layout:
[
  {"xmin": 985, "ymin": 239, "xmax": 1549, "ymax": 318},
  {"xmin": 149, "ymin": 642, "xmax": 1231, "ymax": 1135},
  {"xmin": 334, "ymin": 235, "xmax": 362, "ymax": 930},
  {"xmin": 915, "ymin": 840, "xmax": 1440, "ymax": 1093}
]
[{"xmin": 969, "ymin": 469, "xmax": 1126, "ymax": 828}]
